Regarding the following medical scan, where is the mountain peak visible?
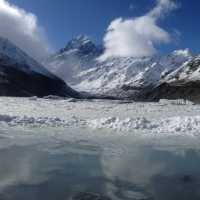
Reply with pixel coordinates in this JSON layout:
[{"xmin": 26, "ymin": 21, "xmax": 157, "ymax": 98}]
[
  {"xmin": 61, "ymin": 35, "xmax": 93, "ymax": 51},
  {"xmin": 75, "ymin": 35, "xmax": 91, "ymax": 43},
  {"xmin": 58, "ymin": 35, "xmax": 102, "ymax": 56}
]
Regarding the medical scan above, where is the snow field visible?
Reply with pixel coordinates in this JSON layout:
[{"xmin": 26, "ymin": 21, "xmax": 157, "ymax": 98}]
[{"xmin": 0, "ymin": 97, "xmax": 200, "ymax": 137}]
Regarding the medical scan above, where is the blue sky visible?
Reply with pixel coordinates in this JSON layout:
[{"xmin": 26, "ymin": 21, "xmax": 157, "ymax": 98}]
[
  {"xmin": 6, "ymin": 0, "xmax": 200, "ymax": 55},
  {"xmin": 9, "ymin": 0, "xmax": 152, "ymax": 48}
]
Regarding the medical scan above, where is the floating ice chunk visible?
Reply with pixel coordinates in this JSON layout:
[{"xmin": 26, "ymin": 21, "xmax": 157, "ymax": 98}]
[
  {"xmin": 88, "ymin": 116, "xmax": 200, "ymax": 135},
  {"xmin": 88, "ymin": 117, "xmax": 157, "ymax": 131},
  {"xmin": 160, "ymin": 116, "xmax": 200, "ymax": 133}
]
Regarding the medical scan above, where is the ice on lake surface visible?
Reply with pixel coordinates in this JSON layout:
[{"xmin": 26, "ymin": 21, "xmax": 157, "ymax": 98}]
[{"xmin": 0, "ymin": 97, "xmax": 200, "ymax": 199}]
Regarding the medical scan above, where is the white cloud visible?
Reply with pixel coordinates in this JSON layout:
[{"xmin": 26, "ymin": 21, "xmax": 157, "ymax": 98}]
[
  {"xmin": 0, "ymin": 0, "xmax": 51, "ymax": 61},
  {"xmin": 99, "ymin": 0, "xmax": 177, "ymax": 61},
  {"xmin": 149, "ymin": 0, "xmax": 177, "ymax": 18}
]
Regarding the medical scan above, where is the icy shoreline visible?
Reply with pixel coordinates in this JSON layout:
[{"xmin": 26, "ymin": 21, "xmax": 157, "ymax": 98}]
[
  {"xmin": 88, "ymin": 116, "xmax": 200, "ymax": 133},
  {"xmin": 0, "ymin": 97, "xmax": 199, "ymax": 136},
  {"xmin": 0, "ymin": 113, "xmax": 200, "ymax": 136}
]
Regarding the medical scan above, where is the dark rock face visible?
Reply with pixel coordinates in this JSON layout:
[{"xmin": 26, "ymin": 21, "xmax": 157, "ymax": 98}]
[
  {"xmin": 142, "ymin": 57, "xmax": 200, "ymax": 103},
  {"xmin": 0, "ymin": 63, "xmax": 81, "ymax": 98},
  {"xmin": 0, "ymin": 37, "xmax": 81, "ymax": 98},
  {"xmin": 144, "ymin": 82, "xmax": 200, "ymax": 103},
  {"xmin": 110, "ymin": 81, "xmax": 200, "ymax": 103}
]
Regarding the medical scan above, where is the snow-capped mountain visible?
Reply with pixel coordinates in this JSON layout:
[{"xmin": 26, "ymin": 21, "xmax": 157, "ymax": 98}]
[
  {"xmin": 45, "ymin": 36, "xmax": 192, "ymax": 99},
  {"xmin": 162, "ymin": 55, "xmax": 200, "ymax": 85},
  {"xmin": 45, "ymin": 35, "xmax": 102, "ymax": 84},
  {"xmin": 75, "ymin": 49, "xmax": 192, "ymax": 98},
  {"xmin": 144, "ymin": 55, "xmax": 200, "ymax": 103},
  {"xmin": 0, "ymin": 37, "xmax": 81, "ymax": 98}
]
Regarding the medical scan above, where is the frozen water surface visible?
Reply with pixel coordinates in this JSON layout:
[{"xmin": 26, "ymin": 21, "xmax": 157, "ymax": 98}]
[{"xmin": 0, "ymin": 97, "xmax": 200, "ymax": 199}]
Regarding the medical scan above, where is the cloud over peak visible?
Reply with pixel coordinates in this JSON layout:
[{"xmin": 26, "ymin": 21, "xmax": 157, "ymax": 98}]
[
  {"xmin": 0, "ymin": 0, "xmax": 51, "ymax": 61},
  {"xmin": 149, "ymin": 0, "xmax": 177, "ymax": 18},
  {"xmin": 99, "ymin": 0, "xmax": 178, "ymax": 61}
]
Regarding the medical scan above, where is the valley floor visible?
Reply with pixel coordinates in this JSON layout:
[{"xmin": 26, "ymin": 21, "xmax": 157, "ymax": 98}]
[{"xmin": 0, "ymin": 97, "xmax": 199, "ymax": 137}]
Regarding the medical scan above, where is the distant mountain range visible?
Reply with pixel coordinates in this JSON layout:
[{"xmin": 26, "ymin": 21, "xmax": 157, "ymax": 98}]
[
  {"xmin": 0, "ymin": 37, "xmax": 81, "ymax": 98},
  {"xmin": 45, "ymin": 35, "xmax": 200, "ymax": 102},
  {"xmin": 1, "ymin": 35, "xmax": 200, "ymax": 102}
]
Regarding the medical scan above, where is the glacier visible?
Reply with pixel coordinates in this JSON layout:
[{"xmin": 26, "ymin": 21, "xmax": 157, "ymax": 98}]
[{"xmin": 0, "ymin": 97, "xmax": 200, "ymax": 137}]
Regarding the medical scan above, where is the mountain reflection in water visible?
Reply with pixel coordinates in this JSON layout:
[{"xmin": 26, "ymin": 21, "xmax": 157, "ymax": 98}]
[{"xmin": 0, "ymin": 130, "xmax": 199, "ymax": 200}]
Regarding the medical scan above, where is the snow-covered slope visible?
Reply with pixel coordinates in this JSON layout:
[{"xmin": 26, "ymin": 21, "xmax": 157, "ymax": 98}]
[
  {"xmin": 44, "ymin": 35, "xmax": 102, "ymax": 84},
  {"xmin": 145, "ymin": 56, "xmax": 200, "ymax": 103},
  {"xmin": 45, "ymin": 36, "xmax": 192, "ymax": 99},
  {"xmin": 75, "ymin": 50, "xmax": 192, "ymax": 96},
  {"xmin": 163, "ymin": 55, "xmax": 200, "ymax": 85},
  {"xmin": 0, "ymin": 37, "xmax": 56, "ymax": 78},
  {"xmin": 0, "ymin": 37, "xmax": 81, "ymax": 98}
]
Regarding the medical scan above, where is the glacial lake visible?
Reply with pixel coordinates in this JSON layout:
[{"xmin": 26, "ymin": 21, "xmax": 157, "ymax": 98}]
[{"xmin": 0, "ymin": 127, "xmax": 200, "ymax": 200}]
